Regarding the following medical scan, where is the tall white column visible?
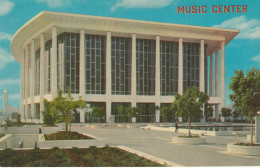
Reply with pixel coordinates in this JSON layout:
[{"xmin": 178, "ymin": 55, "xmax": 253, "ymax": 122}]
[
  {"xmin": 178, "ymin": 38, "xmax": 183, "ymax": 122},
  {"xmin": 80, "ymin": 29, "xmax": 85, "ymax": 97},
  {"xmin": 131, "ymin": 34, "xmax": 137, "ymax": 108},
  {"xmin": 178, "ymin": 38, "xmax": 183, "ymax": 95},
  {"xmin": 199, "ymin": 40, "xmax": 205, "ymax": 122},
  {"xmin": 155, "ymin": 36, "xmax": 160, "ymax": 122},
  {"xmin": 199, "ymin": 40, "xmax": 205, "ymax": 92},
  {"xmin": 215, "ymin": 48, "xmax": 219, "ymax": 97},
  {"xmin": 30, "ymin": 40, "xmax": 35, "ymax": 119},
  {"xmin": 39, "ymin": 33, "xmax": 45, "ymax": 121},
  {"xmin": 220, "ymin": 41, "xmax": 225, "ymax": 106},
  {"xmin": 51, "ymin": 27, "xmax": 57, "ymax": 99},
  {"xmin": 209, "ymin": 53, "xmax": 213, "ymax": 97},
  {"xmin": 24, "ymin": 45, "xmax": 29, "ymax": 121},
  {"xmin": 106, "ymin": 32, "xmax": 112, "ymax": 122},
  {"xmin": 20, "ymin": 50, "xmax": 25, "ymax": 120}
]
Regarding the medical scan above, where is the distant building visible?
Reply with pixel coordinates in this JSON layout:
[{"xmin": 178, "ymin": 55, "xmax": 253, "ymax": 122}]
[
  {"xmin": 3, "ymin": 90, "xmax": 19, "ymax": 116},
  {"xmin": 11, "ymin": 11, "xmax": 238, "ymax": 123}
]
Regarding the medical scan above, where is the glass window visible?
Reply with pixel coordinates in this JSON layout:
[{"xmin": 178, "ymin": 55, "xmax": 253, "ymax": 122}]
[
  {"xmin": 45, "ymin": 40, "xmax": 52, "ymax": 94},
  {"xmin": 183, "ymin": 42, "xmax": 208, "ymax": 93},
  {"xmin": 136, "ymin": 39, "xmax": 155, "ymax": 95},
  {"xmin": 85, "ymin": 34, "xmax": 106, "ymax": 94},
  {"xmin": 35, "ymin": 49, "xmax": 40, "ymax": 96},
  {"xmin": 111, "ymin": 102, "xmax": 131, "ymax": 123},
  {"xmin": 111, "ymin": 36, "xmax": 132, "ymax": 95},
  {"xmin": 136, "ymin": 103, "xmax": 155, "ymax": 123},
  {"xmin": 57, "ymin": 32, "xmax": 80, "ymax": 93}
]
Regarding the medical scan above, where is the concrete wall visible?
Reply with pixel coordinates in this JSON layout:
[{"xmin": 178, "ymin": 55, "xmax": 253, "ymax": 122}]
[
  {"xmin": 147, "ymin": 125, "xmax": 250, "ymax": 136},
  {"xmin": 0, "ymin": 126, "xmax": 62, "ymax": 134},
  {"xmin": 0, "ymin": 134, "xmax": 39, "ymax": 149},
  {"xmin": 0, "ymin": 135, "xmax": 12, "ymax": 149}
]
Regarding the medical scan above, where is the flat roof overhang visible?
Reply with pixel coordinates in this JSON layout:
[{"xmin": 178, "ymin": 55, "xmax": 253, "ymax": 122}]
[{"xmin": 11, "ymin": 11, "xmax": 239, "ymax": 63}]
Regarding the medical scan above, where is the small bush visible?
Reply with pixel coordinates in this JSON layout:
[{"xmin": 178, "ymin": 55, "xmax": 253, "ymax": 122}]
[
  {"xmin": 82, "ymin": 154, "xmax": 95, "ymax": 164},
  {"xmin": 89, "ymin": 146, "xmax": 100, "ymax": 155}
]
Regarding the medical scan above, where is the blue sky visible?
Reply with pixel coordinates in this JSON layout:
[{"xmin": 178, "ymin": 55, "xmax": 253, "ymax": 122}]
[{"xmin": 0, "ymin": 0, "xmax": 259, "ymax": 110}]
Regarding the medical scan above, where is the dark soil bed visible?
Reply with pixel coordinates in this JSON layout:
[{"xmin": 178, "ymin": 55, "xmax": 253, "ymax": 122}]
[
  {"xmin": 235, "ymin": 142, "xmax": 260, "ymax": 146},
  {"xmin": 0, "ymin": 146, "xmax": 165, "ymax": 167},
  {"xmin": 178, "ymin": 135, "xmax": 200, "ymax": 138},
  {"xmin": 44, "ymin": 131, "xmax": 93, "ymax": 140}
]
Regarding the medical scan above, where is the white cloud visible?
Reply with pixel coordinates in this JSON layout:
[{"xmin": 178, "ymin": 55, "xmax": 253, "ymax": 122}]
[
  {"xmin": 251, "ymin": 54, "xmax": 260, "ymax": 63},
  {"xmin": 213, "ymin": 15, "xmax": 260, "ymax": 39},
  {"xmin": 0, "ymin": 46, "xmax": 14, "ymax": 70},
  {"xmin": 35, "ymin": 0, "xmax": 71, "ymax": 8},
  {"xmin": 0, "ymin": 0, "xmax": 14, "ymax": 16},
  {"xmin": 0, "ymin": 32, "xmax": 12, "ymax": 41},
  {"xmin": 0, "ymin": 78, "xmax": 20, "ymax": 88},
  {"xmin": 111, "ymin": 0, "xmax": 174, "ymax": 11}
]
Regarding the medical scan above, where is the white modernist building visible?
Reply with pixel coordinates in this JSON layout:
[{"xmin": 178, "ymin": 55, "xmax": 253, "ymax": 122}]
[
  {"xmin": 11, "ymin": 11, "xmax": 239, "ymax": 123},
  {"xmin": 2, "ymin": 90, "xmax": 19, "ymax": 116}
]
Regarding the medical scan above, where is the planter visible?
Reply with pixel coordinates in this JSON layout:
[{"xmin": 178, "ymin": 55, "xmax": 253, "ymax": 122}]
[
  {"xmin": 90, "ymin": 125, "xmax": 105, "ymax": 129},
  {"xmin": 117, "ymin": 124, "xmax": 127, "ymax": 128},
  {"xmin": 227, "ymin": 143, "xmax": 260, "ymax": 156},
  {"xmin": 126, "ymin": 124, "xmax": 139, "ymax": 128},
  {"xmin": 172, "ymin": 136, "xmax": 206, "ymax": 144}
]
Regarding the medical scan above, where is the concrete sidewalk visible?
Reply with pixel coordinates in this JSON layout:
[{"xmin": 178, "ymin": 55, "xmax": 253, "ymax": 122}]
[{"xmin": 72, "ymin": 126, "xmax": 260, "ymax": 166}]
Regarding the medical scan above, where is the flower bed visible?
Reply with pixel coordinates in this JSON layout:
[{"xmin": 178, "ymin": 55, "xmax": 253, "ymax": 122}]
[
  {"xmin": 178, "ymin": 135, "xmax": 200, "ymax": 138},
  {"xmin": 0, "ymin": 146, "xmax": 165, "ymax": 167},
  {"xmin": 235, "ymin": 142, "xmax": 260, "ymax": 146},
  {"xmin": 172, "ymin": 135, "xmax": 206, "ymax": 144},
  {"xmin": 44, "ymin": 131, "xmax": 93, "ymax": 140}
]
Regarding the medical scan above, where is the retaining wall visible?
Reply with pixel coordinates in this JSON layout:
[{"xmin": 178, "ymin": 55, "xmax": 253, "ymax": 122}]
[
  {"xmin": 147, "ymin": 126, "xmax": 250, "ymax": 136},
  {"xmin": 0, "ymin": 134, "xmax": 39, "ymax": 149},
  {"xmin": 0, "ymin": 126, "xmax": 62, "ymax": 134}
]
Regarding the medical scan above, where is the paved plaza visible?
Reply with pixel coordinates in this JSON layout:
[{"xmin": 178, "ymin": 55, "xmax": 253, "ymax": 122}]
[{"xmin": 71, "ymin": 126, "xmax": 260, "ymax": 167}]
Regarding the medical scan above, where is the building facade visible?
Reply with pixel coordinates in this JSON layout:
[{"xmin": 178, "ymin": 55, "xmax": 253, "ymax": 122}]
[
  {"xmin": 11, "ymin": 11, "xmax": 238, "ymax": 123},
  {"xmin": 3, "ymin": 90, "xmax": 20, "ymax": 116}
]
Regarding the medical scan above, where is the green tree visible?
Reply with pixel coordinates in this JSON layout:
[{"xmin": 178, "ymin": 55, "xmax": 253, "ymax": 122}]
[
  {"xmin": 221, "ymin": 107, "xmax": 232, "ymax": 122},
  {"xmin": 229, "ymin": 67, "xmax": 260, "ymax": 144},
  {"xmin": 49, "ymin": 89, "xmax": 86, "ymax": 131},
  {"xmin": 172, "ymin": 87, "xmax": 209, "ymax": 136},
  {"xmin": 161, "ymin": 106, "xmax": 173, "ymax": 122},
  {"xmin": 126, "ymin": 107, "xmax": 138, "ymax": 122},
  {"xmin": 10, "ymin": 113, "xmax": 21, "ymax": 124},
  {"xmin": 42, "ymin": 99, "xmax": 57, "ymax": 126},
  {"xmin": 118, "ymin": 105, "xmax": 127, "ymax": 122},
  {"xmin": 92, "ymin": 107, "xmax": 105, "ymax": 123}
]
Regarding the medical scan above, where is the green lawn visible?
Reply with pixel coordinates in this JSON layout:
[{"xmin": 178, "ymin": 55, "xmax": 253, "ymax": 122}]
[{"xmin": 0, "ymin": 146, "xmax": 165, "ymax": 167}]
